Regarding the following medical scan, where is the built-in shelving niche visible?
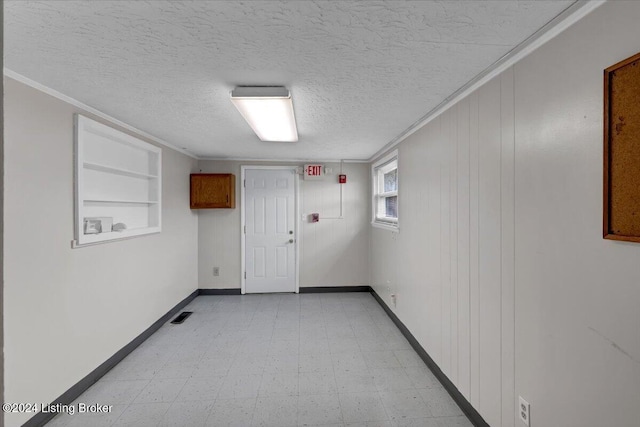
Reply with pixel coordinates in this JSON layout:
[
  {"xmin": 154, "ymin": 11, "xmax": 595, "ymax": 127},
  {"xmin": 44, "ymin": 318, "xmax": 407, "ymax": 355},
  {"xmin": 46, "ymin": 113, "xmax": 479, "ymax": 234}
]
[{"xmin": 73, "ymin": 114, "xmax": 162, "ymax": 247}]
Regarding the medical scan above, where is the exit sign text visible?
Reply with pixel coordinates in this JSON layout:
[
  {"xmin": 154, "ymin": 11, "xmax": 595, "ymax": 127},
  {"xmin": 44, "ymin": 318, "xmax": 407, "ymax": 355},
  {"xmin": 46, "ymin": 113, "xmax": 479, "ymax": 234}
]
[{"xmin": 304, "ymin": 164, "xmax": 324, "ymax": 180}]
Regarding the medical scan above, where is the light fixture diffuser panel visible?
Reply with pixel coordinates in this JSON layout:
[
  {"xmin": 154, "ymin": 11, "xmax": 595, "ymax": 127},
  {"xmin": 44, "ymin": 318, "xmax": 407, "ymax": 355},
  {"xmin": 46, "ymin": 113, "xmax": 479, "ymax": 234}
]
[
  {"xmin": 231, "ymin": 86, "xmax": 290, "ymax": 98},
  {"xmin": 230, "ymin": 86, "xmax": 298, "ymax": 142}
]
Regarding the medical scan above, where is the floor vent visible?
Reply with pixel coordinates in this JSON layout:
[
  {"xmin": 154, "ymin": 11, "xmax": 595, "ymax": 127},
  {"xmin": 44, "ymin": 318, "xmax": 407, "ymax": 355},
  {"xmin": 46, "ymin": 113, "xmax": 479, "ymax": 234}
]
[{"xmin": 170, "ymin": 311, "xmax": 193, "ymax": 324}]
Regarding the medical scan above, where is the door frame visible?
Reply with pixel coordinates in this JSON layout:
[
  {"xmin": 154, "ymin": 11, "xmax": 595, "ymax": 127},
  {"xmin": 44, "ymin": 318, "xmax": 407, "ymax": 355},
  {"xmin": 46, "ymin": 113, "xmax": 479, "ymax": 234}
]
[{"xmin": 240, "ymin": 165, "xmax": 300, "ymax": 295}]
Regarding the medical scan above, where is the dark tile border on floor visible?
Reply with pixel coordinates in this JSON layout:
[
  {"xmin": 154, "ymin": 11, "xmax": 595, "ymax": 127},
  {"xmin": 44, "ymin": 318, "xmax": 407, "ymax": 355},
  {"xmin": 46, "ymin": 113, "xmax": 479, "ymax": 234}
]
[
  {"xmin": 369, "ymin": 287, "xmax": 490, "ymax": 427},
  {"xmin": 24, "ymin": 290, "xmax": 199, "ymax": 427},
  {"xmin": 200, "ymin": 286, "xmax": 371, "ymax": 294},
  {"xmin": 198, "ymin": 288, "xmax": 242, "ymax": 295},
  {"xmin": 300, "ymin": 286, "xmax": 371, "ymax": 293}
]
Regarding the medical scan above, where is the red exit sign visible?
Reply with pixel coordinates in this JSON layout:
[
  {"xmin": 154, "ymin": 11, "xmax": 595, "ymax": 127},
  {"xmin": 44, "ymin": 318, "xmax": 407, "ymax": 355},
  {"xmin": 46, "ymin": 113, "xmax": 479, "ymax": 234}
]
[{"xmin": 304, "ymin": 164, "xmax": 324, "ymax": 180}]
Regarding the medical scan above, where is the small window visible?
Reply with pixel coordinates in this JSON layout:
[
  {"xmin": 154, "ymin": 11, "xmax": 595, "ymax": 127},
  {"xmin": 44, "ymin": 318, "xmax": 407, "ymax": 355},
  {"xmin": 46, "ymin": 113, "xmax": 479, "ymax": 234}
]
[{"xmin": 372, "ymin": 150, "xmax": 398, "ymax": 230}]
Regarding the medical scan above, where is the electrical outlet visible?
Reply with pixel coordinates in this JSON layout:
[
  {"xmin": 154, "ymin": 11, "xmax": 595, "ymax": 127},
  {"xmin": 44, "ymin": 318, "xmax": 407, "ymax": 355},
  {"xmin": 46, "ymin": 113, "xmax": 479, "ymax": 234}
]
[
  {"xmin": 519, "ymin": 396, "xmax": 530, "ymax": 426},
  {"xmin": 213, "ymin": 267, "xmax": 220, "ymax": 277}
]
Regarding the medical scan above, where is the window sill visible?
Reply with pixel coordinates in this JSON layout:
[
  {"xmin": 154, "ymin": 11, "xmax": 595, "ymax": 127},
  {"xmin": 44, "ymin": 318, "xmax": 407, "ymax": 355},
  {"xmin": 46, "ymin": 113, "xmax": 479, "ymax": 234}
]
[{"xmin": 371, "ymin": 221, "xmax": 399, "ymax": 233}]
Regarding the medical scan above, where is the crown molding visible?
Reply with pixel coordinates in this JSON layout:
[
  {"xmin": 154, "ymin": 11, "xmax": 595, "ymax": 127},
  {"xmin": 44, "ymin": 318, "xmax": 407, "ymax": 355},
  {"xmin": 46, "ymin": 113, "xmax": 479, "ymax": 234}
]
[
  {"xmin": 368, "ymin": 0, "xmax": 606, "ymax": 163},
  {"xmin": 4, "ymin": 68, "xmax": 372, "ymax": 164},
  {"xmin": 198, "ymin": 157, "xmax": 369, "ymax": 163},
  {"xmin": 3, "ymin": 68, "xmax": 198, "ymax": 159}
]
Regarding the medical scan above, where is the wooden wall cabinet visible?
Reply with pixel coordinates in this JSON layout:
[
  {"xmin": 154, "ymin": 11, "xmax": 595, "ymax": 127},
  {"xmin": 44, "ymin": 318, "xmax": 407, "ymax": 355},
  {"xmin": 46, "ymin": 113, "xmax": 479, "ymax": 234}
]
[{"xmin": 190, "ymin": 174, "xmax": 236, "ymax": 209}]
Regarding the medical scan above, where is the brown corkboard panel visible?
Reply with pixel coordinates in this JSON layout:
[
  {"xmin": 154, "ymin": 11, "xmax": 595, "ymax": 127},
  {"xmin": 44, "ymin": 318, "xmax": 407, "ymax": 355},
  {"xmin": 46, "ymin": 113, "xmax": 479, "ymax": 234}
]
[{"xmin": 604, "ymin": 51, "xmax": 640, "ymax": 242}]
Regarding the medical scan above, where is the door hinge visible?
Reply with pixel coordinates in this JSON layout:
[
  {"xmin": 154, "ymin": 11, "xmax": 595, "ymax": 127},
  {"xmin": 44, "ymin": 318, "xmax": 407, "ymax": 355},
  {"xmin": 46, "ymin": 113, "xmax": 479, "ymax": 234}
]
[
  {"xmin": 244, "ymin": 225, "xmax": 246, "ymax": 234},
  {"xmin": 244, "ymin": 272, "xmax": 246, "ymax": 279},
  {"xmin": 243, "ymin": 179, "xmax": 246, "ymax": 187}
]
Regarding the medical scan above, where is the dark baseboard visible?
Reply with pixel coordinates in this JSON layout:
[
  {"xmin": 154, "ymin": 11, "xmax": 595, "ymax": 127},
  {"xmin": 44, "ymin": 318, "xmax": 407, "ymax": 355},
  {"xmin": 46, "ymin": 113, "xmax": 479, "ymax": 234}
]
[
  {"xmin": 299, "ymin": 286, "xmax": 371, "ymax": 293},
  {"xmin": 24, "ymin": 290, "xmax": 199, "ymax": 427},
  {"xmin": 369, "ymin": 288, "xmax": 489, "ymax": 427},
  {"xmin": 199, "ymin": 286, "xmax": 370, "ymax": 295},
  {"xmin": 198, "ymin": 288, "xmax": 242, "ymax": 295}
]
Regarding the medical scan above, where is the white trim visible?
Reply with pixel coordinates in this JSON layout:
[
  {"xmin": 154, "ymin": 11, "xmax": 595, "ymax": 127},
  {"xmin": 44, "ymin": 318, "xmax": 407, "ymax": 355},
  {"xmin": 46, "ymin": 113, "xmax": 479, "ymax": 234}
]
[
  {"xmin": 70, "ymin": 231, "xmax": 161, "ymax": 248},
  {"xmin": 240, "ymin": 165, "xmax": 300, "ymax": 295},
  {"xmin": 200, "ymin": 157, "xmax": 370, "ymax": 163},
  {"xmin": 368, "ymin": 0, "xmax": 606, "ymax": 162},
  {"xmin": 242, "ymin": 165, "xmax": 303, "ymax": 170},
  {"xmin": 372, "ymin": 150, "xmax": 399, "ymax": 230},
  {"xmin": 371, "ymin": 221, "xmax": 400, "ymax": 233},
  {"xmin": 378, "ymin": 190, "xmax": 398, "ymax": 198},
  {"xmin": 4, "ymin": 68, "xmax": 197, "ymax": 159},
  {"xmin": 73, "ymin": 114, "xmax": 162, "ymax": 247},
  {"xmin": 241, "ymin": 167, "xmax": 246, "ymax": 295},
  {"xmin": 295, "ymin": 175, "xmax": 301, "ymax": 292},
  {"xmin": 372, "ymin": 150, "xmax": 399, "ymax": 171}
]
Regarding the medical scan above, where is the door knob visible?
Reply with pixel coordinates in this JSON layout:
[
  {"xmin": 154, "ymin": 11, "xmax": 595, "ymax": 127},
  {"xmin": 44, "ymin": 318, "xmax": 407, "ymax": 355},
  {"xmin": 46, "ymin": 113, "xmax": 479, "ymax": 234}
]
[
  {"xmin": 289, "ymin": 230, "xmax": 293, "ymax": 234},
  {"xmin": 289, "ymin": 239, "xmax": 294, "ymax": 243}
]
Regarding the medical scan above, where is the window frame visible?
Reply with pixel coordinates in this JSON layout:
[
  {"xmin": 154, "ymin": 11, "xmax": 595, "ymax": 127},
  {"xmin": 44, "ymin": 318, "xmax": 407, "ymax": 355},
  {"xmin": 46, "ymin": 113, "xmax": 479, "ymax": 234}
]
[{"xmin": 371, "ymin": 150, "xmax": 399, "ymax": 231}]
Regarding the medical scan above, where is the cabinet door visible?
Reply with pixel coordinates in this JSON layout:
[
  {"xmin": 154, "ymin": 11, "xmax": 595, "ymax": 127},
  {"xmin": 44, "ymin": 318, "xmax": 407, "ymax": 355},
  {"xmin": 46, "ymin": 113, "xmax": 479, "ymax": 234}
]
[{"xmin": 190, "ymin": 174, "xmax": 236, "ymax": 209}]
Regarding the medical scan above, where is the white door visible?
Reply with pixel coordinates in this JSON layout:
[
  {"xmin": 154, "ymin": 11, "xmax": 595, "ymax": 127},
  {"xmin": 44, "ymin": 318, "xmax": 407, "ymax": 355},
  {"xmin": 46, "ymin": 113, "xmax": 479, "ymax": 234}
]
[{"xmin": 244, "ymin": 168, "xmax": 297, "ymax": 293}]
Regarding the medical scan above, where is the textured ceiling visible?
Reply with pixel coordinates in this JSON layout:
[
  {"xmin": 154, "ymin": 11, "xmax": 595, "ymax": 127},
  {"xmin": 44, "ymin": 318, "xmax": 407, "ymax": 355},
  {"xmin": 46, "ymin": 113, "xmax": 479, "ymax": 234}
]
[{"xmin": 5, "ymin": 1, "xmax": 573, "ymax": 160}]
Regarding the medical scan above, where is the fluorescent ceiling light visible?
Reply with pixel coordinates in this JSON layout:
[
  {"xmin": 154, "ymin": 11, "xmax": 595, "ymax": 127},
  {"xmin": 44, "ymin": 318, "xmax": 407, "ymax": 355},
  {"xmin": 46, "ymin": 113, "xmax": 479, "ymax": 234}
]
[{"xmin": 230, "ymin": 86, "xmax": 298, "ymax": 142}]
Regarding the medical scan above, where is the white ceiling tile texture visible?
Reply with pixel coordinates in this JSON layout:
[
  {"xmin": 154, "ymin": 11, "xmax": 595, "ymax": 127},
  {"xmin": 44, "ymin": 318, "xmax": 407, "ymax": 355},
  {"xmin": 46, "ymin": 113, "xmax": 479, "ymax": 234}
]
[{"xmin": 5, "ymin": 1, "xmax": 573, "ymax": 160}]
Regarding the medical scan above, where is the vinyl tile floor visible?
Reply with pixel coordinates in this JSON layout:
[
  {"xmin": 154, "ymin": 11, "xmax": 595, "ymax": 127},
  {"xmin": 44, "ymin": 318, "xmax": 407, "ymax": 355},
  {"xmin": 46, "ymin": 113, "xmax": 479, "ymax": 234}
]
[{"xmin": 46, "ymin": 293, "xmax": 472, "ymax": 427}]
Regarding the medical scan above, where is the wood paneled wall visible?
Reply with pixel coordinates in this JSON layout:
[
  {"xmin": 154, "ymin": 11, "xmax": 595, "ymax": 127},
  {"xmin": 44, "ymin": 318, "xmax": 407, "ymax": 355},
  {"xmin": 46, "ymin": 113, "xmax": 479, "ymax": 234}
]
[{"xmin": 371, "ymin": 69, "xmax": 516, "ymax": 427}]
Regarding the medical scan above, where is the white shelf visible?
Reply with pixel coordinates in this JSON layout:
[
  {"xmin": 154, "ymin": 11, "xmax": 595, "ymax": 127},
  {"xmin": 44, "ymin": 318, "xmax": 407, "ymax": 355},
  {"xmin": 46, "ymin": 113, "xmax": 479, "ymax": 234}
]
[
  {"xmin": 75, "ymin": 115, "xmax": 162, "ymax": 247},
  {"xmin": 72, "ymin": 226, "xmax": 161, "ymax": 247},
  {"xmin": 83, "ymin": 161, "xmax": 158, "ymax": 179}
]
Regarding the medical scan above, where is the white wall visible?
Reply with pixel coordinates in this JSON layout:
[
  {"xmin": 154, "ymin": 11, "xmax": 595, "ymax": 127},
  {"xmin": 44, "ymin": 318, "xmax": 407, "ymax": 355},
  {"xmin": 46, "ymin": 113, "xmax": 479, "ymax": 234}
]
[
  {"xmin": 370, "ymin": 2, "xmax": 640, "ymax": 427},
  {"xmin": 1, "ymin": 8, "xmax": 5, "ymax": 424},
  {"xmin": 3, "ymin": 78, "xmax": 199, "ymax": 427},
  {"xmin": 513, "ymin": 3, "xmax": 640, "ymax": 426},
  {"xmin": 197, "ymin": 160, "xmax": 370, "ymax": 289}
]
